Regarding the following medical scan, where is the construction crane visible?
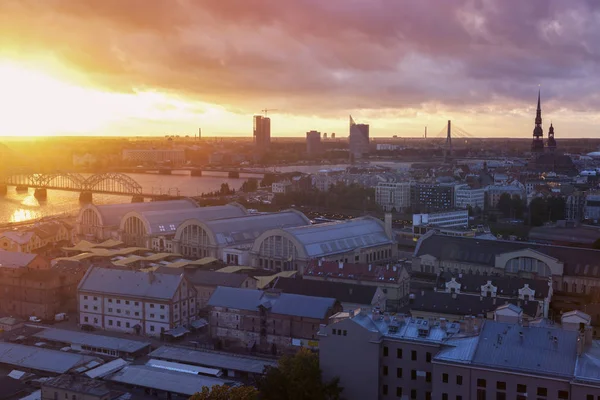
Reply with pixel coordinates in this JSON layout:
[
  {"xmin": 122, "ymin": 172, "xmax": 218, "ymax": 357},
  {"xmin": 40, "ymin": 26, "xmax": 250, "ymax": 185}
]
[{"xmin": 261, "ymin": 108, "xmax": 278, "ymax": 117}]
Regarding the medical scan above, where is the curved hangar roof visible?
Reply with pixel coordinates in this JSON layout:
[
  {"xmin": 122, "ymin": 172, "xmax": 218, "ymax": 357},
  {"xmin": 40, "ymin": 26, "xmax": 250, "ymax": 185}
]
[
  {"xmin": 120, "ymin": 203, "xmax": 247, "ymax": 235},
  {"xmin": 175, "ymin": 210, "xmax": 311, "ymax": 247},
  {"xmin": 79, "ymin": 199, "xmax": 199, "ymax": 227},
  {"xmin": 253, "ymin": 216, "xmax": 393, "ymax": 258}
]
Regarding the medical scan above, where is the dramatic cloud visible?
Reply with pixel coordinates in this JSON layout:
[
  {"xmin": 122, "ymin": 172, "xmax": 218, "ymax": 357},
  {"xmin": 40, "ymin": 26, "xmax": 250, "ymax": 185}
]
[{"xmin": 1, "ymin": 0, "xmax": 600, "ymax": 136}]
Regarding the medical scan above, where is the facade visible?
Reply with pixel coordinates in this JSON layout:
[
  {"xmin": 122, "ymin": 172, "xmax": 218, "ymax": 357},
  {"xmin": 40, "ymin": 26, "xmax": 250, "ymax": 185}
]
[
  {"xmin": 0, "ymin": 252, "xmax": 83, "ymax": 320},
  {"xmin": 454, "ymin": 184, "xmax": 486, "ymax": 210},
  {"xmin": 349, "ymin": 115, "xmax": 370, "ymax": 159},
  {"xmin": 207, "ymin": 287, "xmax": 341, "ymax": 353},
  {"xmin": 565, "ymin": 191, "xmax": 586, "ymax": 222},
  {"xmin": 487, "ymin": 184, "xmax": 526, "ymax": 208},
  {"xmin": 272, "ymin": 180, "xmax": 293, "ymax": 194},
  {"xmin": 42, "ymin": 374, "xmax": 116, "ymax": 400},
  {"xmin": 122, "ymin": 148, "xmax": 186, "ymax": 165},
  {"xmin": 376, "ymin": 182, "xmax": 412, "ymax": 212},
  {"xmin": 306, "ymin": 130, "xmax": 322, "ymax": 155},
  {"xmin": 78, "ymin": 266, "xmax": 197, "ymax": 337},
  {"xmin": 320, "ymin": 308, "xmax": 600, "ymax": 400},
  {"xmin": 411, "ymin": 183, "xmax": 455, "ymax": 212},
  {"xmin": 0, "ymin": 221, "xmax": 73, "ymax": 253},
  {"xmin": 119, "ymin": 203, "xmax": 247, "ymax": 249},
  {"xmin": 412, "ymin": 210, "xmax": 469, "ymax": 234},
  {"xmin": 250, "ymin": 216, "xmax": 397, "ymax": 273},
  {"xmin": 585, "ymin": 192, "xmax": 600, "ymax": 221},
  {"xmin": 77, "ymin": 199, "xmax": 199, "ymax": 241},
  {"xmin": 253, "ymin": 115, "xmax": 271, "ymax": 148},
  {"xmin": 312, "ymin": 169, "xmax": 345, "ymax": 192},
  {"xmin": 172, "ymin": 210, "xmax": 310, "ymax": 261}
]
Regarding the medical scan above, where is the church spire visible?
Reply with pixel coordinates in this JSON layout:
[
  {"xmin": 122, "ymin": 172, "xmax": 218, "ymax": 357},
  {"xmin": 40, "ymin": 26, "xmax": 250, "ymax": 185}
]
[{"xmin": 531, "ymin": 88, "xmax": 544, "ymax": 153}]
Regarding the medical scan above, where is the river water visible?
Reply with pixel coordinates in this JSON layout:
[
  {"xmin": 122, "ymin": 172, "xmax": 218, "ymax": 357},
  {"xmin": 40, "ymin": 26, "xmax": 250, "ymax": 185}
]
[
  {"xmin": 0, "ymin": 172, "xmax": 255, "ymax": 225},
  {"xmin": 0, "ymin": 162, "xmax": 413, "ymax": 225}
]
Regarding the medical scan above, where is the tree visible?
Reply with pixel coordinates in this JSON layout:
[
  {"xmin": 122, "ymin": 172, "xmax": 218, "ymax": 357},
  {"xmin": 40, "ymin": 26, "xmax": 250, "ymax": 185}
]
[
  {"xmin": 241, "ymin": 178, "xmax": 259, "ymax": 193},
  {"xmin": 497, "ymin": 193, "xmax": 512, "ymax": 218},
  {"xmin": 257, "ymin": 348, "xmax": 343, "ymax": 400},
  {"xmin": 190, "ymin": 385, "xmax": 258, "ymax": 400},
  {"xmin": 593, "ymin": 238, "xmax": 600, "ymax": 250},
  {"xmin": 529, "ymin": 197, "xmax": 547, "ymax": 226}
]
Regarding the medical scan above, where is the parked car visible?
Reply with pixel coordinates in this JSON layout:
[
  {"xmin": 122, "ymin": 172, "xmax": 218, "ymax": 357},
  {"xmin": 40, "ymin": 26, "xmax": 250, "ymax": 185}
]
[
  {"xmin": 54, "ymin": 313, "xmax": 68, "ymax": 322},
  {"xmin": 28, "ymin": 316, "xmax": 42, "ymax": 323}
]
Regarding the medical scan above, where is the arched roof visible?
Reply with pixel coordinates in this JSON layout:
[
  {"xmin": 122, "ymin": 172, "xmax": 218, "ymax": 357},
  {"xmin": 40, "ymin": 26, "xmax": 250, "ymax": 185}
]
[
  {"xmin": 78, "ymin": 199, "xmax": 198, "ymax": 228},
  {"xmin": 119, "ymin": 203, "xmax": 247, "ymax": 236},
  {"xmin": 252, "ymin": 216, "xmax": 393, "ymax": 259},
  {"xmin": 174, "ymin": 210, "xmax": 310, "ymax": 247}
]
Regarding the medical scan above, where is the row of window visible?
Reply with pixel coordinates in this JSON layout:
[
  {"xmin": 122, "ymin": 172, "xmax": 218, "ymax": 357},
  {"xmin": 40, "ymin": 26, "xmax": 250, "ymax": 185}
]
[
  {"xmin": 383, "ymin": 346, "xmax": 432, "ymax": 362},
  {"xmin": 82, "ymin": 295, "xmax": 170, "ymax": 309},
  {"xmin": 383, "ymin": 367, "xmax": 431, "ymax": 382},
  {"xmin": 440, "ymin": 377, "xmax": 570, "ymax": 399},
  {"xmin": 382, "ymin": 385, "xmax": 430, "ymax": 399}
]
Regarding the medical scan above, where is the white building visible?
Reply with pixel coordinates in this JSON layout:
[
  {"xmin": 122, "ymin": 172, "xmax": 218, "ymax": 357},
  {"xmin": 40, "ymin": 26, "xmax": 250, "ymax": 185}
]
[
  {"xmin": 250, "ymin": 216, "xmax": 396, "ymax": 273},
  {"xmin": 486, "ymin": 184, "xmax": 526, "ymax": 208},
  {"xmin": 78, "ymin": 267, "xmax": 197, "ymax": 337},
  {"xmin": 412, "ymin": 210, "xmax": 469, "ymax": 234},
  {"xmin": 312, "ymin": 170, "xmax": 345, "ymax": 192},
  {"xmin": 122, "ymin": 149, "xmax": 186, "ymax": 165},
  {"xmin": 272, "ymin": 180, "xmax": 293, "ymax": 194},
  {"xmin": 585, "ymin": 192, "xmax": 600, "ymax": 221},
  {"xmin": 454, "ymin": 184, "xmax": 486, "ymax": 210},
  {"xmin": 375, "ymin": 182, "xmax": 411, "ymax": 212}
]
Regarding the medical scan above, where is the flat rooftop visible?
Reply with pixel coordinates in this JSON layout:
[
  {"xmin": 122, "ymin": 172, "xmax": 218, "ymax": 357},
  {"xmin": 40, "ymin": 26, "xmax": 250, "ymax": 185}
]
[
  {"xmin": 32, "ymin": 328, "xmax": 151, "ymax": 354},
  {"xmin": 149, "ymin": 346, "xmax": 277, "ymax": 374},
  {"xmin": 106, "ymin": 365, "xmax": 234, "ymax": 396},
  {"xmin": 0, "ymin": 342, "xmax": 97, "ymax": 374}
]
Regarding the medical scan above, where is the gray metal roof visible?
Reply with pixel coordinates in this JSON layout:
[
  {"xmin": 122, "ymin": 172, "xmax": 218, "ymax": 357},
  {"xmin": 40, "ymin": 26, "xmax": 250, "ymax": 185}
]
[
  {"xmin": 350, "ymin": 314, "xmax": 448, "ymax": 344},
  {"xmin": 148, "ymin": 346, "xmax": 276, "ymax": 374},
  {"xmin": 33, "ymin": 328, "xmax": 151, "ymax": 353},
  {"xmin": 84, "ymin": 358, "xmax": 128, "ymax": 379},
  {"xmin": 208, "ymin": 287, "xmax": 336, "ymax": 319},
  {"xmin": 575, "ymin": 341, "xmax": 600, "ymax": 383},
  {"xmin": 106, "ymin": 364, "xmax": 234, "ymax": 396},
  {"xmin": 471, "ymin": 321, "xmax": 578, "ymax": 378},
  {"xmin": 93, "ymin": 199, "xmax": 198, "ymax": 227},
  {"xmin": 134, "ymin": 204, "xmax": 247, "ymax": 235},
  {"xmin": 0, "ymin": 342, "xmax": 94, "ymax": 374},
  {"xmin": 282, "ymin": 217, "xmax": 392, "ymax": 257},
  {"xmin": 78, "ymin": 266, "xmax": 183, "ymax": 300},
  {"xmin": 156, "ymin": 268, "xmax": 250, "ymax": 288},
  {"xmin": 0, "ymin": 251, "xmax": 38, "ymax": 268},
  {"xmin": 203, "ymin": 210, "xmax": 310, "ymax": 246},
  {"xmin": 434, "ymin": 336, "xmax": 481, "ymax": 364}
]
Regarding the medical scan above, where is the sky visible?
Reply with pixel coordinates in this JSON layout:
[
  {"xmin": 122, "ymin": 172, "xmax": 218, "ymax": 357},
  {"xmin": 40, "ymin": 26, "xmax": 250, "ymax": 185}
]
[{"xmin": 0, "ymin": 0, "xmax": 599, "ymax": 138}]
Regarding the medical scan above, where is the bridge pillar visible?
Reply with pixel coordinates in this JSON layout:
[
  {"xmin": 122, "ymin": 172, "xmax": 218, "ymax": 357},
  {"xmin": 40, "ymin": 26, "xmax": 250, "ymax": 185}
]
[
  {"xmin": 15, "ymin": 185, "xmax": 28, "ymax": 193},
  {"xmin": 191, "ymin": 169, "xmax": 203, "ymax": 177},
  {"xmin": 0, "ymin": 184, "xmax": 6, "ymax": 196},
  {"xmin": 158, "ymin": 169, "xmax": 172, "ymax": 175},
  {"xmin": 34, "ymin": 188, "xmax": 47, "ymax": 200},
  {"xmin": 131, "ymin": 195, "xmax": 145, "ymax": 203},
  {"xmin": 228, "ymin": 171, "xmax": 240, "ymax": 178},
  {"xmin": 79, "ymin": 191, "xmax": 93, "ymax": 203}
]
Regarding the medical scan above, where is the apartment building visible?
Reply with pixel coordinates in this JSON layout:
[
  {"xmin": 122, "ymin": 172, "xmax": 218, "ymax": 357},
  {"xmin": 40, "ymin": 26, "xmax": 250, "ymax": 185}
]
[
  {"xmin": 0, "ymin": 220, "xmax": 73, "ymax": 253},
  {"xmin": 78, "ymin": 266, "xmax": 197, "ymax": 337},
  {"xmin": 320, "ymin": 308, "xmax": 600, "ymax": 400},
  {"xmin": 207, "ymin": 287, "xmax": 341, "ymax": 353},
  {"xmin": 411, "ymin": 183, "xmax": 455, "ymax": 212},
  {"xmin": 454, "ymin": 184, "xmax": 486, "ymax": 210},
  {"xmin": 376, "ymin": 182, "xmax": 412, "ymax": 212}
]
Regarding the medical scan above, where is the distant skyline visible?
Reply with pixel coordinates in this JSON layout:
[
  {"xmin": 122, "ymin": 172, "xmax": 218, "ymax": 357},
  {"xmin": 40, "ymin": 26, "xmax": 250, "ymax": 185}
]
[{"xmin": 1, "ymin": 1, "xmax": 599, "ymax": 138}]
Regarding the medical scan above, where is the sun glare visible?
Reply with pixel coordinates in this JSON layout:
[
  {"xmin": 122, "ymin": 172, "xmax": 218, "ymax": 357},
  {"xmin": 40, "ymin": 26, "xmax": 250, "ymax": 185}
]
[{"xmin": 0, "ymin": 61, "xmax": 196, "ymax": 136}]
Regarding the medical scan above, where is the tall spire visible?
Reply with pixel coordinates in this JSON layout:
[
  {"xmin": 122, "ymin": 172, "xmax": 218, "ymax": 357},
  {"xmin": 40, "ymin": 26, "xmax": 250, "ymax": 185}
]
[
  {"xmin": 535, "ymin": 88, "xmax": 542, "ymax": 126},
  {"xmin": 531, "ymin": 88, "xmax": 544, "ymax": 153}
]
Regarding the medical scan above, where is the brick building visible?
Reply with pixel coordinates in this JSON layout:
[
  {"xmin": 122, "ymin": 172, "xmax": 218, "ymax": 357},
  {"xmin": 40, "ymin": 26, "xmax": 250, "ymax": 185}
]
[{"xmin": 207, "ymin": 287, "xmax": 341, "ymax": 354}]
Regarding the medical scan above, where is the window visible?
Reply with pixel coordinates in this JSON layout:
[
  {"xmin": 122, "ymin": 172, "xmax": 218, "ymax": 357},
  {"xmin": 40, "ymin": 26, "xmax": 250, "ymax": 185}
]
[
  {"xmin": 343, "ymin": 330, "xmax": 347, "ymax": 336},
  {"xmin": 477, "ymin": 379, "xmax": 486, "ymax": 388},
  {"xmin": 383, "ymin": 346, "xmax": 389, "ymax": 357},
  {"xmin": 442, "ymin": 394, "xmax": 448, "ymax": 400},
  {"xmin": 411, "ymin": 389, "xmax": 416, "ymax": 399},
  {"xmin": 93, "ymin": 297, "xmax": 97, "ymax": 301},
  {"xmin": 117, "ymin": 309, "xmax": 121, "ymax": 314},
  {"xmin": 497, "ymin": 382, "xmax": 506, "ymax": 390},
  {"xmin": 456, "ymin": 375, "xmax": 463, "ymax": 385},
  {"xmin": 426, "ymin": 352, "xmax": 432, "ymax": 362},
  {"xmin": 586, "ymin": 395, "xmax": 593, "ymax": 400},
  {"xmin": 116, "ymin": 299, "xmax": 121, "ymax": 304},
  {"xmin": 84, "ymin": 295, "xmax": 88, "ymax": 300},
  {"xmin": 426, "ymin": 372, "xmax": 431, "ymax": 382},
  {"xmin": 160, "ymin": 315, "xmax": 165, "ymax": 320},
  {"xmin": 126, "ymin": 322, "xmax": 130, "ymax": 328},
  {"xmin": 108, "ymin": 308, "xmax": 113, "ymax": 312},
  {"xmin": 93, "ymin": 306, "xmax": 98, "ymax": 311},
  {"xmin": 125, "ymin": 301, "xmax": 130, "ymax": 305},
  {"xmin": 117, "ymin": 321, "xmax": 121, "ymax": 327},
  {"xmin": 442, "ymin": 373, "xmax": 449, "ymax": 383},
  {"xmin": 476, "ymin": 389, "xmax": 486, "ymax": 400},
  {"xmin": 150, "ymin": 304, "xmax": 155, "ymax": 308},
  {"xmin": 84, "ymin": 305, "xmax": 88, "ymax": 309},
  {"xmin": 108, "ymin": 320, "xmax": 113, "ymax": 326},
  {"xmin": 558, "ymin": 391, "xmax": 568, "ymax": 399},
  {"xmin": 382, "ymin": 385, "xmax": 388, "ymax": 395},
  {"xmin": 396, "ymin": 387, "xmax": 402, "ymax": 397},
  {"xmin": 108, "ymin": 299, "xmax": 112, "ymax": 303},
  {"xmin": 496, "ymin": 394, "xmax": 506, "ymax": 400},
  {"xmin": 150, "ymin": 325, "xmax": 155, "ymax": 332},
  {"xmin": 93, "ymin": 318, "xmax": 98, "ymax": 324},
  {"xmin": 150, "ymin": 314, "xmax": 155, "ymax": 318},
  {"xmin": 456, "ymin": 397, "xmax": 462, "ymax": 400},
  {"xmin": 517, "ymin": 384, "xmax": 526, "ymax": 393},
  {"xmin": 84, "ymin": 316, "xmax": 89, "ymax": 322},
  {"xmin": 383, "ymin": 366, "xmax": 388, "ymax": 376},
  {"xmin": 134, "ymin": 302, "xmax": 139, "ymax": 306},
  {"xmin": 411, "ymin": 350, "xmax": 417, "ymax": 361},
  {"xmin": 160, "ymin": 305, "xmax": 165, "ymax": 309},
  {"xmin": 135, "ymin": 312, "xmax": 139, "ymax": 316},
  {"xmin": 397, "ymin": 348, "xmax": 402, "ymax": 358},
  {"xmin": 332, "ymin": 329, "xmax": 337, "ymax": 335},
  {"xmin": 411, "ymin": 370, "xmax": 416, "ymax": 380},
  {"xmin": 396, "ymin": 368, "xmax": 402, "ymax": 378}
]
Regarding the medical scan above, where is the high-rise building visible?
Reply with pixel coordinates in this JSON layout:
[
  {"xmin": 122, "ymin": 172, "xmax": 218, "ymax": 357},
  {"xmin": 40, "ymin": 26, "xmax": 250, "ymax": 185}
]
[
  {"xmin": 253, "ymin": 115, "xmax": 271, "ymax": 148},
  {"xmin": 376, "ymin": 182, "xmax": 412, "ymax": 212},
  {"xmin": 306, "ymin": 130, "xmax": 322, "ymax": 155},
  {"xmin": 349, "ymin": 116, "xmax": 369, "ymax": 160}
]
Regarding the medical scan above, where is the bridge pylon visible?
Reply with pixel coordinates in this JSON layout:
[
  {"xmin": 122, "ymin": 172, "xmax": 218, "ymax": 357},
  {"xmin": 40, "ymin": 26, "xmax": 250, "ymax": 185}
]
[
  {"xmin": 79, "ymin": 191, "xmax": 93, "ymax": 203},
  {"xmin": 34, "ymin": 188, "xmax": 47, "ymax": 200}
]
